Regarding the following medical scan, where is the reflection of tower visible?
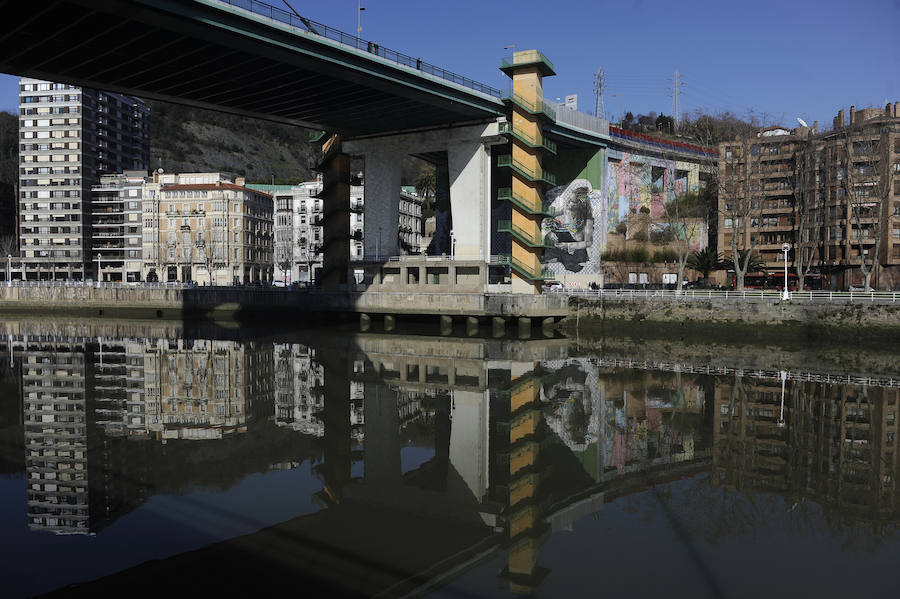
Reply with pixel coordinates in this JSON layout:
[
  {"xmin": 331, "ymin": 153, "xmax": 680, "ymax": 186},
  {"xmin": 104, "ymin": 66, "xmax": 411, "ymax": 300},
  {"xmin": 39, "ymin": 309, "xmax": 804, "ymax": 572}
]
[
  {"xmin": 491, "ymin": 364, "xmax": 550, "ymax": 592},
  {"xmin": 316, "ymin": 352, "xmax": 352, "ymax": 504},
  {"xmin": 499, "ymin": 50, "xmax": 557, "ymax": 294},
  {"xmin": 23, "ymin": 341, "xmax": 91, "ymax": 534}
]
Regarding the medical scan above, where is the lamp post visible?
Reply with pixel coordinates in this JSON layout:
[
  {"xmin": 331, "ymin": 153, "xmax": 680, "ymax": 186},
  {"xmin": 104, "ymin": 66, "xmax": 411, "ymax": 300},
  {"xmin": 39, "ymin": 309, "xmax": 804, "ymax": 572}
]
[
  {"xmin": 6, "ymin": 254, "xmax": 10, "ymax": 287},
  {"xmin": 450, "ymin": 230, "xmax": 456, "ymax": 260},
  {"xmin": 781, "ymin": 242, "xmax": 790, "ymax": 301},
  {"xmin": 356, "ymin": 1, "xmax": 365, "ymax": 49},
  {"xmin": 778, "ymin": 370, "xmax": 787, "ymax": 428},
  {"xmin": 96, "ymin": 253, "xmax": 102, "ymax": 288}
]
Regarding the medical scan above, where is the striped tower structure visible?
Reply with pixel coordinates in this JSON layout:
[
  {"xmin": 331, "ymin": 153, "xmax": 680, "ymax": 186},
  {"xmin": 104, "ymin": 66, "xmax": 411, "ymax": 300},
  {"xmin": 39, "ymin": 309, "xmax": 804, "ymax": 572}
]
[{"xmin": 499, "ymin": 50, "xmax": 557, "ymax": 294}]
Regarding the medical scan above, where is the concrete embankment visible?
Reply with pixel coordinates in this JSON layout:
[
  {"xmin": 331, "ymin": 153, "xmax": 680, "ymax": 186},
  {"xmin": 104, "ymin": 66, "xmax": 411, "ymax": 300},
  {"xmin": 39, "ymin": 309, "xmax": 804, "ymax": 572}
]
[
  {"xmin": 0, "ymin": 285, "xmax": 569, "ymax": 322},
  {"xmin": 564, "ymin": 296, "xmax": 900, "ymax": 344}
]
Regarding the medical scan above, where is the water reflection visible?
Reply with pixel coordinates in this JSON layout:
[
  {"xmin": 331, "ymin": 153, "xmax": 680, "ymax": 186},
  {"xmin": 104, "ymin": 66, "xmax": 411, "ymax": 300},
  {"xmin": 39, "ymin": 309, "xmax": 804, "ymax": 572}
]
[{"xmin": 0, "ymin": 321, "xmax": 898, "ymax": 596}]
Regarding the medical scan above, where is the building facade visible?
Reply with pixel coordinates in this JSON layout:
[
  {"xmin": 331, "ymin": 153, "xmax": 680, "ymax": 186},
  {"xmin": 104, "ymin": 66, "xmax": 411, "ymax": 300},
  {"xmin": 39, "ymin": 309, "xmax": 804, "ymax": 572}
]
[
  {"xmin": 17, "ymin": 79, "xmax": 149, "ymax": 280},
  {"xmin": 142, "ymin": 173, "xmax": 274, "ymax": 284},
  {"xmin": 91, "ymin": 171, "xmax": 145, "ymax": 282},
  {"xmin": 267, "ymin": 179, "xmax": 421, "ymax": 286},
  {"xmin": 717, "ymin": 103, "xmax": 900, "ymax": 289}
]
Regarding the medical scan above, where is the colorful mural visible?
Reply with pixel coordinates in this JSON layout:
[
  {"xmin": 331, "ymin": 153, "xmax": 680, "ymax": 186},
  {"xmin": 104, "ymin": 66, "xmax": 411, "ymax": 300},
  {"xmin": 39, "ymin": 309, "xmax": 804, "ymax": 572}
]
[
  {"xmin": 540, "ymin": 179, "xmax": 607, "ymax": 275},
  {"xmin": 604, "ymin": 152, "xmax": 701, "ymax": 237}
]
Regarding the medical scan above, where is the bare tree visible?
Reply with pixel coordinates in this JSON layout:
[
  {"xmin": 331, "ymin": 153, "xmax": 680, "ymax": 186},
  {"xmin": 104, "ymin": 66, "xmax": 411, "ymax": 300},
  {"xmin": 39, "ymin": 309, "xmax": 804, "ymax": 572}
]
[
  {"xmin": 718, "ymin": 138, "xmax": 765, "ymax": 290},
  {"xmin": 837, "ymin": 124, "xmax": 894, "ymax": 291},
  {"xmin": 0, "ymin": 234, "xmax": 17, "ymax": 257},
  {"xmin": 793, "ymin": 139, "xmax": 826, "ymax": 290}
]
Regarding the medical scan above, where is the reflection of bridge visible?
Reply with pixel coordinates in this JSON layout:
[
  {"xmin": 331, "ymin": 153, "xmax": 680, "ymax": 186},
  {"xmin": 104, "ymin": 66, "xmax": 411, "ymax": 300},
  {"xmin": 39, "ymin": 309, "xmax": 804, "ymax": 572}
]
[{"xmin": 0, "ymin": 0, "xmax": 714, "ymax": 302}]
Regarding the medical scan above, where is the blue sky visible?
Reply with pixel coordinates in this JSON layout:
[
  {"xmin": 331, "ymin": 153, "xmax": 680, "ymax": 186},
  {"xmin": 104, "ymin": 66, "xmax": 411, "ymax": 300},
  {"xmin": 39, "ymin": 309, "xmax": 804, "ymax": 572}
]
[{"xmin": 2, "ymin": 0, "xmax": 898, "ymax": 130}]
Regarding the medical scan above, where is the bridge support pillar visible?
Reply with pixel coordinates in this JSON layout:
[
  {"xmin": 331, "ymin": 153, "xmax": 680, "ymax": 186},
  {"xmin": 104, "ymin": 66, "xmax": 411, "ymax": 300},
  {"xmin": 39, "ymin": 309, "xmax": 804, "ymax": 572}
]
[
  {"xmin": 362, "ymin": 149, "xmax": 402, "ymax": 259},
  {"xmin": 449, "ymin": 140, "xmax": 491, "ymax": 260},
  {"xmin": 466, "ymin": 316, "xmax": 479, "ymax": 336},
  {"xmin": 440, "ymin": 314, "xmax": 453, "ymax": 336},
  {"xmin": 492, "ymin": 316, "xmax": 506, "ymax": 337},
  {"xmin": 517, "ymin": 317, "xmax": 531, "ymax": 339},
  {"xmin": 316, "ymin": 136, "xmax": 351, "ymax": 291}
]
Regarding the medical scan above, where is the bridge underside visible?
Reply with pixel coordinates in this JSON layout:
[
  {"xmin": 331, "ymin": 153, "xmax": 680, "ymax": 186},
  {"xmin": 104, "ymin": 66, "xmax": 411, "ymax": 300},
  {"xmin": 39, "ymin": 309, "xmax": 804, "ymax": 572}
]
[{"xmin": 0, "ymin": 0, "xmax": 502, "ymax": 136}]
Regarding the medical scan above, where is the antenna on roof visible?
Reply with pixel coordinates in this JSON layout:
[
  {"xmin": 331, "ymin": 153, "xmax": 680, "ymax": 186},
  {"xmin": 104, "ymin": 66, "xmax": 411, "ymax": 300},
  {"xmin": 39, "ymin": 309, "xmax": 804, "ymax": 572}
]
[{"xmin": 797, "ymin": 117, "xmax": 809, "ymax": 128}]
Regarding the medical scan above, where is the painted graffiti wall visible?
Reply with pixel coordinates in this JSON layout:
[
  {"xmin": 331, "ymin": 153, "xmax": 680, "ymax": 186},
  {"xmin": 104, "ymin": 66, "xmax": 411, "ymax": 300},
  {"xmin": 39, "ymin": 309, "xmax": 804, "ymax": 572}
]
[{"xmin": 540, "ymin": 179, "xmax": 607, "ymax": 277}]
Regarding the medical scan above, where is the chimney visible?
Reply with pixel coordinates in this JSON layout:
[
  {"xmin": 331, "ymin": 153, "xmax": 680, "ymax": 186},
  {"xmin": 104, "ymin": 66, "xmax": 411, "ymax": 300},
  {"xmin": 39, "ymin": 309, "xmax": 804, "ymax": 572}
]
[
  {"xmin": 813, "ymin": 121, "xmax": 818, "ymax": 134},
  {"xmin": 894, "ymin": 102, "xmax": 899, "ymax": 118},
  {"xmin": 837, "ymin": 109, "xmax": 845, "ymax": 128},
  {"xmin": 849, "ymin": 105, "xmax": 855, "ymax": 125},
  {"xmin": 235, "ymin": 176, "xmax": 246, "ymax": 186},
  {"xmin": 887, "ymin": 103, "xmax": 894, "ymax": 117}
]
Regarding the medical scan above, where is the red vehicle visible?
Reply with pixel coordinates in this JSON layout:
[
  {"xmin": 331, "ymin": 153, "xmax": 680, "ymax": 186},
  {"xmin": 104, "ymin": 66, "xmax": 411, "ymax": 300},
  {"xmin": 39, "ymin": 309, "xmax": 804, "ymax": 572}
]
[{"xmin": 734, "ymin": 272, "xmax": 825, "ymax": 290}]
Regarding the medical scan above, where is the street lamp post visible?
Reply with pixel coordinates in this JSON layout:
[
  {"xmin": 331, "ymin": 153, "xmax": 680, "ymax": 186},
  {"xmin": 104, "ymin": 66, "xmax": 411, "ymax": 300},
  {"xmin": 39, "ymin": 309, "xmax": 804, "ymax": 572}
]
[
  {"xmin": 781, "ymin": 242, "xmax": 790, "ymax": 301},
  {"xmin": 6, "ymin": 254, "xmax": 10, "ymax": 287},
  {"xmin": 450, "ymin": 230, "xmax": 456, "ymax": 260},
  {"xmin": 356, "ymin": 1, "xmax": 365, "ymax": 49},
  {"xmin": 778, "ymin": 370, "xmax": 787, "ymax": 428},
  {"xmin": 96, "ymin": 253, "xmax": 101, "ymax": 288}
]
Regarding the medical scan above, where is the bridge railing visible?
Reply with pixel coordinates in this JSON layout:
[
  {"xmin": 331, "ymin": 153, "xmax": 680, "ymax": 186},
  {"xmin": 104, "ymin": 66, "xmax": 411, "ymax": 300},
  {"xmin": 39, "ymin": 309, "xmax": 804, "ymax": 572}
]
[{"xmin": 212, "ymin": 0, "xmax": 502, "ymax": 98}]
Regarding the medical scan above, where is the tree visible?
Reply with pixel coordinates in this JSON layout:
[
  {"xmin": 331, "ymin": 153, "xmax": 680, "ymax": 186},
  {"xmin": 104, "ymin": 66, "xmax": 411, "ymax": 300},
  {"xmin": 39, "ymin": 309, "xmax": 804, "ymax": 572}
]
[
  {"xmin": 837, "ymin": 123, "xmax": 895, "ymax": 291},
  {"xmin": 414, "ymin": 164, "xmax": 435, "ymax": 200},
  {"xmin": 722, "ymin": 249, "xmax": 766, "ymax": 274},
  {"xmin": 0, "ymin": 234, "xmax": 17, "ymax": 258},
  {"xmin": 686, "ymin": 248, "xmax": 723, "ymax": 280},
  {"xmin": 718, "ymin": 138, "xmax": 766, "ymax": 290},
  {"xmin": 793, "ymin": 139, "xmax": 826, "ymax": 291},
  {"xmin": 658, "ymin": 187, "xmax": 710, "ymax": 293}
]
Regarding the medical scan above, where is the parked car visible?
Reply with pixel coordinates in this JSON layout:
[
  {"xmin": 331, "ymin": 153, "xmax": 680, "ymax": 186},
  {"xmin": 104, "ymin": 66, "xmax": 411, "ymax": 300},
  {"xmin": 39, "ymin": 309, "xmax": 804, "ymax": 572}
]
[{"xmin": 544, "ymin": 281, "xmax": 564, "ymax": 291}]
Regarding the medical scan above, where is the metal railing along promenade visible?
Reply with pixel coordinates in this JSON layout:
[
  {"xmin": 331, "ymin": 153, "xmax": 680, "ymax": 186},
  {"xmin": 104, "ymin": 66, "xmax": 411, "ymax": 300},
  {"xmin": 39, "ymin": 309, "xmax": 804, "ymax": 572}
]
[
  {"xmin": 211, "ymin": 0, "xmax": 502, "ymax": 98},
  {"xmin": 554, "ymin": 287, "xmax": 900, "ymax": 305},
  {"xmin": 594, "ymin": 356, "xmax": 900, "ymax": 389}
]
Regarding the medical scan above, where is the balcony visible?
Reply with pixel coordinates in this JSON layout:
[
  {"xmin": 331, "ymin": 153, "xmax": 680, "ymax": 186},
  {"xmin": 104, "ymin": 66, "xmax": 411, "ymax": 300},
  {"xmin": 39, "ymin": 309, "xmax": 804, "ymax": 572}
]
[
  {"xmin": 496, "ymin": 187, "xmax": 552, "ymax": 216},
  {"xmin": 498, "ymin": 121, "xmax": 557, "ymax": 154},
  {"xmin": 497, "ymin": 155, "xmax": 556, "ymax": 185},
  {"xmin": 500, "ymin": 91, "xmax": 556, "ymax": 121},
  {"xmin": 498, "ymin": 220, "xmax": 554, "ymax": 248}
]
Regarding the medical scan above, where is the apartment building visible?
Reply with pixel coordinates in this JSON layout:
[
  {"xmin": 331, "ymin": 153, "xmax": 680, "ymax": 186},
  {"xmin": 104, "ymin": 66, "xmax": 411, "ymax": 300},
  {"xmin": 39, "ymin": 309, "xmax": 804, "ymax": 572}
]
[
  {"xmin": 717, "ymin": 103, "xmax": 900, "ymax": 289},
  {"xmin": 267, "ymin": 179, "xmax": 423, "ymax": 285},
  {"xmin": 17, "ymin": 78, "xmax": 149, "ymax": 280},
  {"xmin": 91, "ymin": 170, "xmax": 145, "ymax": 282},
  {"xmin": 142, "ymin": 173, "xmax": 274, "ymax": 284}
]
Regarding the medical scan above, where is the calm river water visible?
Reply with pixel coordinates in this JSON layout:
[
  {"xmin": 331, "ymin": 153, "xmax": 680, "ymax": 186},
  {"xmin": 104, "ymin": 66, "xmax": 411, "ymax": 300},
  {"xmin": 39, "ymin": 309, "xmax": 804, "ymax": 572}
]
[{"xmin": 0, "ymin": 318, "xmax": 898, "ymax": 598}]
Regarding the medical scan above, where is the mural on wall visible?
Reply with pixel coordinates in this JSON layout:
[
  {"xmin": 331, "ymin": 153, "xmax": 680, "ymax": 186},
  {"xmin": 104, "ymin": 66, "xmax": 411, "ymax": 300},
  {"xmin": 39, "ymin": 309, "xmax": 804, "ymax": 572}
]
[
  {"xmin": 540, "ymin": 179, "xmax": 607, "ymax": 275},
  {"xmin": 605, "ymin": 152, "xmax": 700, "ymax": 238}
]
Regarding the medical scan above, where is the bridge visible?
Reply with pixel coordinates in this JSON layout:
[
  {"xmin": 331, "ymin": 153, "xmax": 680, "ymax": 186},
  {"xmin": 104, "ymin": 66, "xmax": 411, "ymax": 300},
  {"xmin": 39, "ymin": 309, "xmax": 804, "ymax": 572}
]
[{"xmin": 0, "ymin": 0, "xmax": 716, "ymax": 306}]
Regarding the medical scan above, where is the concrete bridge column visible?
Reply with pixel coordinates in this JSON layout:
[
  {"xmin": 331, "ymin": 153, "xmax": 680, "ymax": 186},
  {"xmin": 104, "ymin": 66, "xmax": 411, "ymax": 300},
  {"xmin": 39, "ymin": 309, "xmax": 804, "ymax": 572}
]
[
  {"xmin": 363, "ymin": 150, "xmax": 402, "ymax": 260},
  {"xmin": 364, "ymin": 382, "xmax": 402, "ymax": 487},
  {"xmin": 448, "ymin": 139, "xmax": 491, "ymax": 260}
]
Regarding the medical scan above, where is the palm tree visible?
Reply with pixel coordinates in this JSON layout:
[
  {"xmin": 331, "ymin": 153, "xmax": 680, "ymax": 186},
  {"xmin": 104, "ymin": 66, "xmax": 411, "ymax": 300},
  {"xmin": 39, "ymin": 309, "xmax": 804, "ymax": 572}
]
[
  {"xmin": 722, "ymin": 250, "xmax": 767, "ymax": 274},
  {"xmin": 686, "ymin": 248, "xmax": 723, "ymax": 280}
]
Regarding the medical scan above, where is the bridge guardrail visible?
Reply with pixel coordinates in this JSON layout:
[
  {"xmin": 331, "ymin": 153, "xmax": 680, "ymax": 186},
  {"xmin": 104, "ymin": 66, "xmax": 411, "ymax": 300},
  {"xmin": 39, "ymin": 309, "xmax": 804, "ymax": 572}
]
[
  {"xmin": 213, "ymin": 0, "xmax": 502, "ymax": 98},
  {"xmin": 551, "ymin": 287, "xmax": 900, "ymax": 304}
]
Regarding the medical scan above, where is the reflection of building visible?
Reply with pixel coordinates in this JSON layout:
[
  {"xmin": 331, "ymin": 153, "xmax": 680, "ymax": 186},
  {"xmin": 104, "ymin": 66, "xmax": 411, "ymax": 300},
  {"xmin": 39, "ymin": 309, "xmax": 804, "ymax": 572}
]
[
  {"xmin": 541, "ymin": 360, "xmax": 704, "ymax": 480},
  {"xmin": 713, "ymin": 377, "xmax": 900, "ymax": 527},
  {"xmin": 23, "ymin": 342, "xmax": 91, "ymax": 534},
  {"xmin": 143, "ymin": 338, "xmax": 272, "ymax": 440},
  {"xmin": 274, "ymin": 343, "xmax": 325, "ymax": 436}
]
